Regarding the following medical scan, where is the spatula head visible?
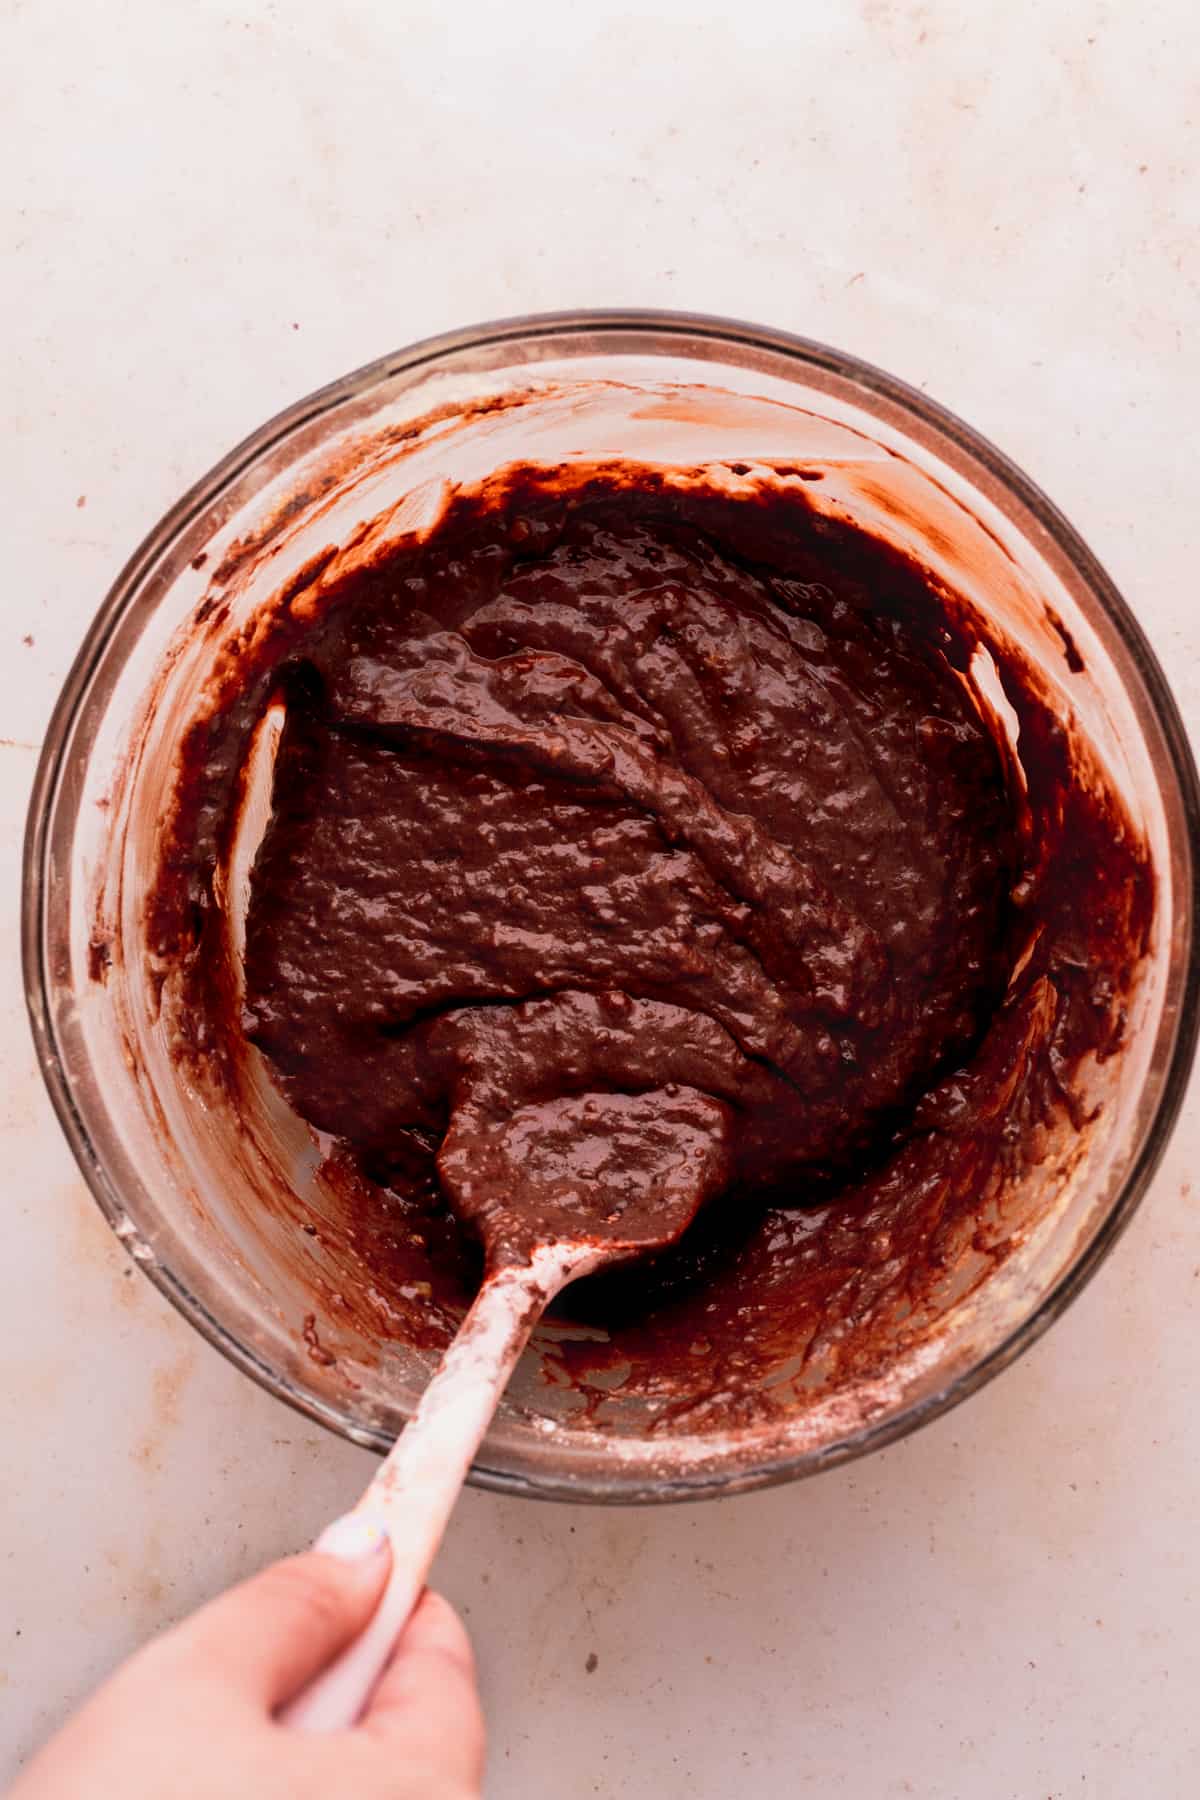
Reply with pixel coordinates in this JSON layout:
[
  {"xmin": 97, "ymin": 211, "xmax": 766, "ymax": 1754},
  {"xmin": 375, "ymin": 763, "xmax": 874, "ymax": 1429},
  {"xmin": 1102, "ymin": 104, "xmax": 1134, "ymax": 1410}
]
[{"xmin": 438, "ymin": 1085, "xmax": 732, "ymax": 1270}]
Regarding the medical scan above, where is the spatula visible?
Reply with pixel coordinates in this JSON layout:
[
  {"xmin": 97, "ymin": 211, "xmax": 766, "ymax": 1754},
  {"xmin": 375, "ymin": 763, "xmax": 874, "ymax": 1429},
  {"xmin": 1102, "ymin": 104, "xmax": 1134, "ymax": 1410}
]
[{"xmin": 281, "ymin": 1084, "xmax": 729, "ymax": 1731}]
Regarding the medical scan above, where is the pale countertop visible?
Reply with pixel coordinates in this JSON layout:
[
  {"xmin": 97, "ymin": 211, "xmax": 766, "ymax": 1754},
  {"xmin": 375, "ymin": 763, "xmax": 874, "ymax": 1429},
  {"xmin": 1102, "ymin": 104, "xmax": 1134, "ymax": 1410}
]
[{"xmin": 3, "ymin": 3, "xmax": 1199, "ymax": 1795}]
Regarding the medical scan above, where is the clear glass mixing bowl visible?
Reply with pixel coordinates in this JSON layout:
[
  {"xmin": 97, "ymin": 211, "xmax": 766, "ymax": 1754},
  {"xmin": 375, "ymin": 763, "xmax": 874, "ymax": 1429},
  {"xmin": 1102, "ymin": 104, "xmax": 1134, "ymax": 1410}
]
[{"xmin": 23, "ymin": 311, "xmax": 1200, "ymax": 1502}]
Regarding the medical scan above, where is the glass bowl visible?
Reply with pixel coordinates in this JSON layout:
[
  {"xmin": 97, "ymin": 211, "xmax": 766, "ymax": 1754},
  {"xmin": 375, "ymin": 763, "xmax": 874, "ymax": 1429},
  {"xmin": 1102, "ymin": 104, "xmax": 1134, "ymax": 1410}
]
[{"xmin": 23, "ymin": 311, "xmax": 1200, "ymax": 1502}]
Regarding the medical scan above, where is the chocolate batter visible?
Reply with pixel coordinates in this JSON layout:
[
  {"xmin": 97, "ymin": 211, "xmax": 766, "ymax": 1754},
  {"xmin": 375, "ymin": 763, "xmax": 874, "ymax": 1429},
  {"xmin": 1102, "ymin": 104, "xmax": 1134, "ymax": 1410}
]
[{"xmin": 151, "ymin": 466, "xmax": 1152, "ymax": 1424}]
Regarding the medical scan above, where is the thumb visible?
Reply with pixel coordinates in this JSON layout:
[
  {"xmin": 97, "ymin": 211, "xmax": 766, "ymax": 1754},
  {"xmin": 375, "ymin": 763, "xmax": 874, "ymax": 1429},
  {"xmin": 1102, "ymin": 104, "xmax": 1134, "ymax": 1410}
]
[{"xmin": 157, "ymin": 1516, "xmax": 393, "ymax": 1710}]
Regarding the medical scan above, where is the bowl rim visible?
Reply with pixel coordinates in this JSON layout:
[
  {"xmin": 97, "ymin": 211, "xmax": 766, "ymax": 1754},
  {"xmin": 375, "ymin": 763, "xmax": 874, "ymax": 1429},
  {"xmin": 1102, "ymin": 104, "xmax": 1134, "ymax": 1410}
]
[{"xmin": 23, "ymin": 307, "xmax": 1200, "ymax": 1504}]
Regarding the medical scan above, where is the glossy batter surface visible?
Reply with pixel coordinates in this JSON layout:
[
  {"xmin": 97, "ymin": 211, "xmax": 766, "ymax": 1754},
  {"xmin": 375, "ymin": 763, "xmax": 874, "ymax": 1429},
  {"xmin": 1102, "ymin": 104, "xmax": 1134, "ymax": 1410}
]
[{"xmin": 243, "ymin": 489, "xmax": 1016, "ymax": 1239}]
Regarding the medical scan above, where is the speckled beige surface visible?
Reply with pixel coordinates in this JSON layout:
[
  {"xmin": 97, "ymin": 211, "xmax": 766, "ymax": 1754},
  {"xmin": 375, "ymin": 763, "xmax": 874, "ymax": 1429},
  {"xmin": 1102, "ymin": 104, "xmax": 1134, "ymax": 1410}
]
[{"xmin": 3, "ymin": 2, "xmax": 1199, "ymax": 1794}]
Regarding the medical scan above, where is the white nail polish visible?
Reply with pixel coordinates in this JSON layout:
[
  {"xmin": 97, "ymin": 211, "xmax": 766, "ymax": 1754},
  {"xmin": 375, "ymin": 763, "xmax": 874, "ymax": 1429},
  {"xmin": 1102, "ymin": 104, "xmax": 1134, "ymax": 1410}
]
[{"xmin": 315, "ymin": 1514, "xmax": 390, "ymax": 1562}]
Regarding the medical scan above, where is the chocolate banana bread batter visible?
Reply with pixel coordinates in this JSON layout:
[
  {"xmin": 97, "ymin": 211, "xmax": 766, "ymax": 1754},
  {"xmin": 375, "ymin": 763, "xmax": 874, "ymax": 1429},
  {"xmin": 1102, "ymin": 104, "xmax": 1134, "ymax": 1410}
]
[{"xmin": 152, "ymin": 465, "xmax": 1152, "ymax": 1419}]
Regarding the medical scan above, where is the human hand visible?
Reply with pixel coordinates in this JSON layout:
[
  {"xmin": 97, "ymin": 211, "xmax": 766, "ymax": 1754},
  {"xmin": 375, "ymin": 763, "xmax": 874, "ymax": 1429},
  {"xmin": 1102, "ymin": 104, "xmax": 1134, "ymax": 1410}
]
[{"xmin": 9, "ymin": 1518, "xmax": 485, "ymax": 1799}]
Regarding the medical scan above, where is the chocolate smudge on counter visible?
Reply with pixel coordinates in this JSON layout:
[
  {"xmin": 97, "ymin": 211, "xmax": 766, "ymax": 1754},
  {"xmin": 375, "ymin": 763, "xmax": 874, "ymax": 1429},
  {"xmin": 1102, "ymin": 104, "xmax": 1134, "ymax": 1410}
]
[{"xmin": 143, "ymin": 463, "xmax": 1153, "ymax": 1434}]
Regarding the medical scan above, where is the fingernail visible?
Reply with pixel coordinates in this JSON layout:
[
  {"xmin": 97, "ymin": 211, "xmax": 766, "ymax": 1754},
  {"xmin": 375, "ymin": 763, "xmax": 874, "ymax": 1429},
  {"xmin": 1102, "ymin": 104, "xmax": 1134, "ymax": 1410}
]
[{"xmin": 314, "ymin": 1514, "xmax": 390, "ymax": 1562}]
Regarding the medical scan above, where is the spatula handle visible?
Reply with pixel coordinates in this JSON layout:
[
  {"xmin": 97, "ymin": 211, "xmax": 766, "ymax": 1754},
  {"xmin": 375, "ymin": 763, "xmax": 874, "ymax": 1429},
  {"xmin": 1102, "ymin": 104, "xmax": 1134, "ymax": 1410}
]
[{"xmin": 280, "ymin": 1251, "xmax": 573, "ymax": 1732}]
